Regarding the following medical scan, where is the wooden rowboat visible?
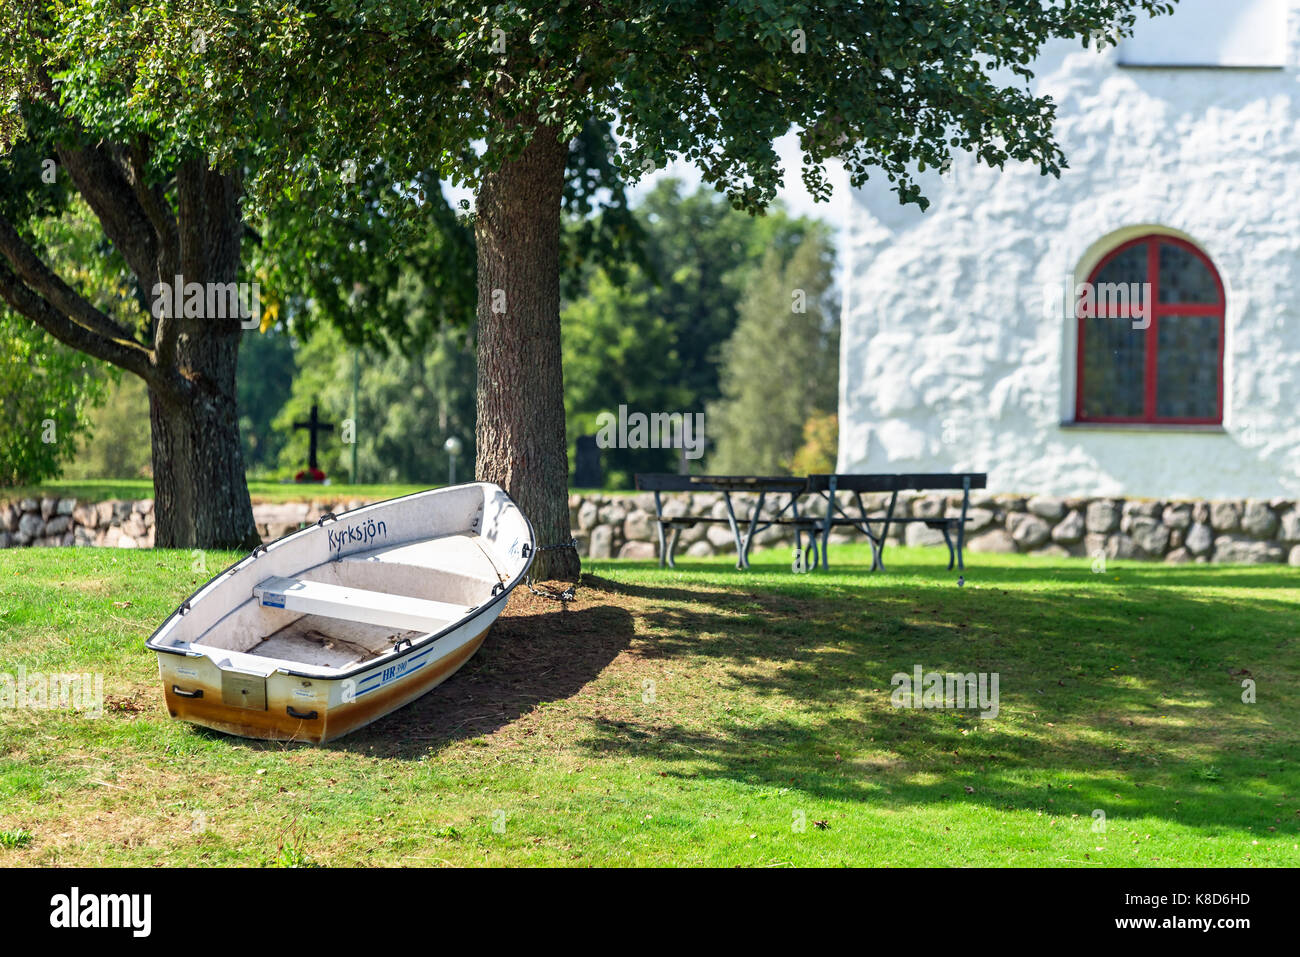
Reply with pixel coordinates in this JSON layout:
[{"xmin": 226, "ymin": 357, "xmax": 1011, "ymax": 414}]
[{"xmin": 145, "ymin": 483, "xmax": 534, "ymax": 744}]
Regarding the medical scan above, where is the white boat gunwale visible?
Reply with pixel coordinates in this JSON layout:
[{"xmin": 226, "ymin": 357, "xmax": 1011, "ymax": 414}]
[{"xmin": 143, "ymin": 484, "xmax": 536, "ymax": 682}]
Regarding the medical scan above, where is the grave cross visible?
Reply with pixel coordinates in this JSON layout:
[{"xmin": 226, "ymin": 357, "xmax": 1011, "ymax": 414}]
[{"xmin": 293, "ymin": 403, "xmax": 335, "ymax": 470}]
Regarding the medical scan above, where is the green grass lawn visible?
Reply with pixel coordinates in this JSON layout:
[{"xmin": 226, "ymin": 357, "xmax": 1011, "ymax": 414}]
[{"xmin": 1, "ymin": 544, "xmax": 1297, "ymax": 867}]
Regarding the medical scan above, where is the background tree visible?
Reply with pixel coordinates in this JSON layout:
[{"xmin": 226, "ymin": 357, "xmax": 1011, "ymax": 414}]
[
  {"xmin": 272, "ymin": 323, "xmax": 477, "ymax": 486},
  {"xmin": 59, "ymin": 373, "xmax": 151, "ymax": 481},
  {"xmin": 0, "ymin": 189, "xmax": 137, "ymax": 485},
  {"xmin": 632, "ymin": 180, "xmax": 822, "ymax": 409},
  {"xmin": 562, "ymin": 179, "xmax": 823, "ymax": 484},
  {"xmin": 0, "ymin": 307, "xmax": 108, "ymax": 485},
  {"xmin": 789, "ymin": 411, "xmax": 838, "ymax": 476},
  {"xmin": 80, "ymin": 0, "xmax": 1175, "ymax": 577},
  {"xmin": 562, "ymin": 269, "xmax": 688, "ymax": 486},
  {"xmin": 708, "ymin": 229, "xmax": 839, "ymax": 474},
  {"xmin": 0, "ymin": 16, "xmax": 259, "ymax": 546},
  {"xmin": 237, "ymin": 326, "xmax": 297, "ymax": 474}
]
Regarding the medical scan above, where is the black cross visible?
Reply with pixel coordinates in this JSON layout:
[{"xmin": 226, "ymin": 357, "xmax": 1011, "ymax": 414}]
[{"xmin": 293, "ymin": 403, "xmax": 334, "ymax": 470}]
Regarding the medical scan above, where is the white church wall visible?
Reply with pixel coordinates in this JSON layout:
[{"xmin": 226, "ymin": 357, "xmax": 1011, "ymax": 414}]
[{"xmin": 839, "ymin": 2, "xmax": 1300, "ymax": 500}]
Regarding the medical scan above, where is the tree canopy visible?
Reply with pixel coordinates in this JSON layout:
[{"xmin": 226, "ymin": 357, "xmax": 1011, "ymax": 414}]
[
  {"xmin": 36, "ymin": 1, "xmax": 1173, "ymax": 217},
  {"xmin": 708, "ymin": 225, "xmax": 839, "ymax": 474},
  {"xmin": 3, "ymin": 0, "xmax": 1175, "ymax": 573}
]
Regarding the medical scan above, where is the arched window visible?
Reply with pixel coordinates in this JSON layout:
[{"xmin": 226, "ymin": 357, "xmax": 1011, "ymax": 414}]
[{"xmin": 1075, "ymin": 235, "xmax": 1224, "ymax": 424}]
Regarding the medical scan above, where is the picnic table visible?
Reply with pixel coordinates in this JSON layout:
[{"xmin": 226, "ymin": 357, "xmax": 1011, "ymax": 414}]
[
  {"xmin": 634, "ymin": 472, "xmax": 987, "ymax": 572},
  {"xmin": 806, "ymin": 472, "xmax": 987, "ymax": 572},
  {"xmin": 633, "ymin": 474, "xmax": 819, "ymax": 570}
]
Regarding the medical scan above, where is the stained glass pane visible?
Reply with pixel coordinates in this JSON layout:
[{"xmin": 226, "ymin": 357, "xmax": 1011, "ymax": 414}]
[
  {"xmin": 1158, "ymin": 242, "xmax": 1219, "ymax": 304},
  {"xmin": 1081, "ymin": 317, "xmax": 1146, "ymax": 418},
  {"xmin": 1156, "ymin": 314, "xmax": 1220, "ymax": 419},
  {"xmin": 1088, "ymin": 243, "xmax": 1149, "ymax": 317}
]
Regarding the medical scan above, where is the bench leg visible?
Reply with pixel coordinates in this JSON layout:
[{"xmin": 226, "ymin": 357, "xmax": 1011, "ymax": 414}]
[
  {"xmin": 723, "ymin": 492, "xmax": 747, "ymax": 570},
  {"xmin": 654, "ymin": 492, "xmax": 667, "ymax": 568},
  {"xmin": 820, "ymin": 483, "xmax": 836, "ymax": 571},
  {"xmin": 873, "ymin": 492, "xmax": 898, "ymax": 572},
  {"xmin": 942, "ymin": 524, "xmax": 955, "ymax": 571},
  {"xmin": 957, "ymin": 481, "xmax": 970, "ymax": 572},
  {"xmin": 741, "ymin": 492, "xmax": 764, "ymax": 570},
  {"xmin": 666, "ymin": 527, "xmax": 681, "ymax": 568}
]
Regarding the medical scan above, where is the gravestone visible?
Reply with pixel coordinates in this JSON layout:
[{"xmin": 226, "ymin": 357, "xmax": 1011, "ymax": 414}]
[{"xmin": 574, "ymin": 434, "xmax": 602, "ymax": 489}]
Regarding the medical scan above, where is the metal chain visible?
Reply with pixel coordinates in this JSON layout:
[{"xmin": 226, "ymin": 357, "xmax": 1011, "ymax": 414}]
[{"xmin": 525, "ymin": 538, "xmax": 579, "ymax": 601}]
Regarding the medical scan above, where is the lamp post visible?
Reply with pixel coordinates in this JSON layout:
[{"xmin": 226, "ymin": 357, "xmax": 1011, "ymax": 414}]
[{"xmin": 443, "ymin": 436, "xmax": 462, "ymax": 486}]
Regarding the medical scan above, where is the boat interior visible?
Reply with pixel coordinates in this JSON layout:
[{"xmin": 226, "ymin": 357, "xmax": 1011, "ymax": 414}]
[{"xmin": 194, "ymin": 531, "xmax": 509, "ymax": 671}]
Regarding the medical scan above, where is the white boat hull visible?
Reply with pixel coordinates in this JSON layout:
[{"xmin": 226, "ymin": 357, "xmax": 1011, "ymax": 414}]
[{"xmin": 146, "ymin": 483, "xmax": 534, "ymax": 744}]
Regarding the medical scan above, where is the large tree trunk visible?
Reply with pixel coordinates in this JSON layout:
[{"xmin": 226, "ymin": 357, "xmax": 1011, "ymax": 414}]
[
  {"xmin": 0, "ymin": 129, "xmax": 259, "ymax": 550},
  {"xmin": 474, "ymin": 124, "xmax": 580, "ymax": 582},
  {"xmin": 149, "ymin": 162, "xmax": 259, "ymax": 550},
  {"xmin": 148, "ymin": 329, "xmax": 259, "ymax": 549}
]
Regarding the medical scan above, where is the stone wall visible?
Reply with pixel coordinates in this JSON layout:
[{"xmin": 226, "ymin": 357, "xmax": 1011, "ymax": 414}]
[
  {"xmin": 0, "ymin": 498, "xmax": 367, "ymax": 549},
  {"xmin": 4, "ymin": 491, "xmax": 1300, "ymax": 566},
  {"xmin": 570, "ymin": 491, "xmax": 1300, "ymax": 566}
]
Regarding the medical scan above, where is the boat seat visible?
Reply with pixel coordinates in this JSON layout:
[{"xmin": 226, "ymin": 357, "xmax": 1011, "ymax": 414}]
[
  {"xmin": 341, "ymin": 533, "xmax": 503, "ymax": 582},
  {"xmin": 252, "ymin": 576, "xmax": 475, "ymax": 633}
]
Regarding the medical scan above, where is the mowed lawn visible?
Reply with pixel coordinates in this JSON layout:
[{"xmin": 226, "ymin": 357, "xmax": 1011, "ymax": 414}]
[{"xmin": 1, "ymin": 544, "xmax": 1298, "ymax": 867}]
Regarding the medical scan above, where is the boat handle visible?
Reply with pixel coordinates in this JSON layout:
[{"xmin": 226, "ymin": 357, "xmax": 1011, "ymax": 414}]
[
  {"xmin": 286, "ymin": 705, "xmax": 318, "ymax": 720},
  {"xmin": 172, "ymin": 685, "xmax": 203, "ymax": 699}
]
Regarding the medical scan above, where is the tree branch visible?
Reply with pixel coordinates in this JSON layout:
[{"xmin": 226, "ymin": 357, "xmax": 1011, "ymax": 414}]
[
  {"xmin": 0, "ymin": 257, "xmax": 156, "ymax": 383},
  {"xmin": 0, "ymin": 212, "xmax": 137, "ymax": 343},
  {"xmin": 125, "ymin": 138, "xmax": 181, "ymax": 281},
  {"xmin": 56, "ymin": 141, "xmax": 162, "ymax": 295}
]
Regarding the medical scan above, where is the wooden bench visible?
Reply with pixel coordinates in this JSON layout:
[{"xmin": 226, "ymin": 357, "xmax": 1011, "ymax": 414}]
[
  {"xmin": 634, "ymin": 474, "xmax": 819, "ymax": 569},
  {"xmin": 805, "ymin": 473, "xmax": 988, "ymax": 572}
]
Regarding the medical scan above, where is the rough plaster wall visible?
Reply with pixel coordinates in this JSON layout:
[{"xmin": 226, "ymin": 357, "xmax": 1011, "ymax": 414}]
[{"xmin": 839, "ymin": 7, "xmax": 1300, "ymax": 499}]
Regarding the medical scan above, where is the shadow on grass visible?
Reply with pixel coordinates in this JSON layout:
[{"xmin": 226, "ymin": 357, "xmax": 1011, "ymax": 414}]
[
  {"xmin": 571, "ymin": 568, "xmax": 1299, "ymax": 840},
  {"xmin": 191, "ymin": 600, "xmax": 637, "ymax": 759},
  {"xmin": 206, "ymin": 557, "xmax": 1297, "ymax": 841},
  {"xmin": 328, "ymin": 603, "xmax": 637, "ymax": 759}
]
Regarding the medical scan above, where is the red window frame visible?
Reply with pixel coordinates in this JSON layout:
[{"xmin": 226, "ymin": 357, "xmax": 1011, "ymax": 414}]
[{"xmin": 1074, "ymin": 234, "xmax": 1225, "ymax": 425}]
